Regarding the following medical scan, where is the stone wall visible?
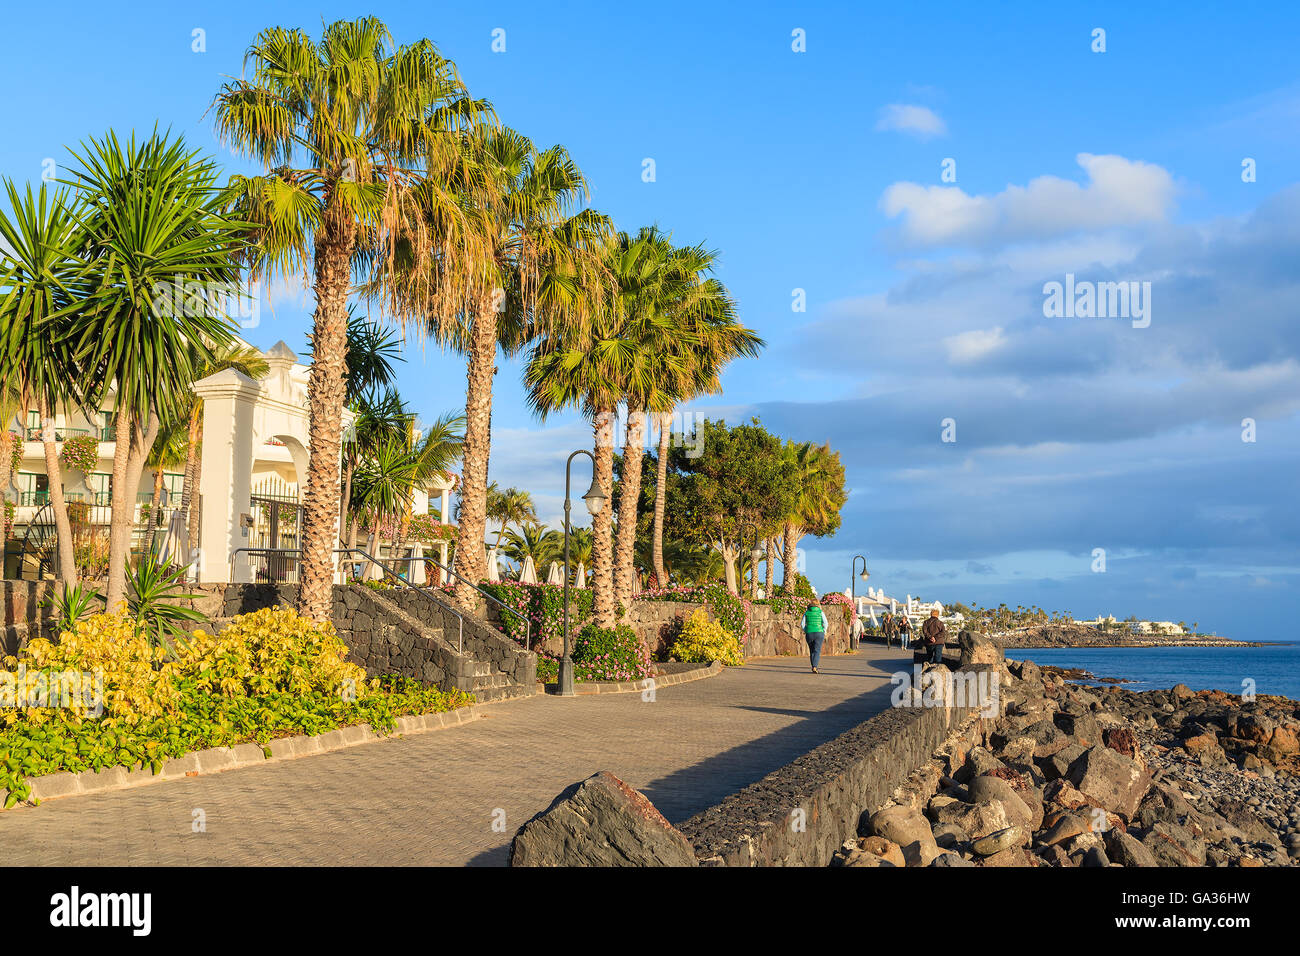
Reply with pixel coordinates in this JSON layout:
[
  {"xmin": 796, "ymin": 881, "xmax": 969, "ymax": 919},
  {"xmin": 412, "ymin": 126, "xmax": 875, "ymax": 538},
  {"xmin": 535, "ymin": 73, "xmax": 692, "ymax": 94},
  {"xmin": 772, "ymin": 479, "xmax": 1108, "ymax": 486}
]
[
  {"xmin": 377, "ymin": 586, "xmax": 535, "ymax": 688},
  {"xmin": 623, "ymin": 600, "xmax": 852, "ymax": 660},
  {"xmin": 1, "ymin": 580, "xmax": 57, "ymax": 655},
  {"xmin": 679, "ymin": 655, "xmax": 1000, "ymax": 866},
  {"xmin": 219, "ymin": 582, "xmax": 533, "ymax": 694}
]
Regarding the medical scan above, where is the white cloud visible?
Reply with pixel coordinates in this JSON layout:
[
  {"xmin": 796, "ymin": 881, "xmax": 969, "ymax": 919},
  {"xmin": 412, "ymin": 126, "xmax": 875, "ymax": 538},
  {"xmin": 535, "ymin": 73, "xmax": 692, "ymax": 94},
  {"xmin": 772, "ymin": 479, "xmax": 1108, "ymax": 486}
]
[
  {"xmin": 943, "ymin": 326, "xmax": 1006, "ymax": 363},
  {"xmin": 880, "ymin": 153, "xmax": 1177, "ymax": 248},
  {"xmin": 875, "ymin": 103, "xmax": 947, "ymax": 139}
]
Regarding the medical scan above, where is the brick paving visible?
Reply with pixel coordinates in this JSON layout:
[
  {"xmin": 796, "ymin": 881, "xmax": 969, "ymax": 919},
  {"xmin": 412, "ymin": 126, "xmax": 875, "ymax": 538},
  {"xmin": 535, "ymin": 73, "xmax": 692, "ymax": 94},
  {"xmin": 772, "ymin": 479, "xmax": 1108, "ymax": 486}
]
[{"xmin": 0, "ymin": 646, "xmax": 911, "ymax": 866}]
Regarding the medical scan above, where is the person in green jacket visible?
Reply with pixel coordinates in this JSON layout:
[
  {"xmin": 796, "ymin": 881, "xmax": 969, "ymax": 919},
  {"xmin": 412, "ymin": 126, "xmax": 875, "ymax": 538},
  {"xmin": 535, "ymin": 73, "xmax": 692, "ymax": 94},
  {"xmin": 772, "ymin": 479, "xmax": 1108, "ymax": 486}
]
[{"xmin": 801, "ymin": 602, "xmax": 828, "ymax": 673}]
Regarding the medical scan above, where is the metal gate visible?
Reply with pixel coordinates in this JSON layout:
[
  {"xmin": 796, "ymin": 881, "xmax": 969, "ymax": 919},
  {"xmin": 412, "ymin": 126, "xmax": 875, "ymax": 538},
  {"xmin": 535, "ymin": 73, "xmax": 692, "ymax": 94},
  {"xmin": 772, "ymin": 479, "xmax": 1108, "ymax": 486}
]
[{"xmin": 249, "ymin": 478, "xmax": 302, "ymax": 582}]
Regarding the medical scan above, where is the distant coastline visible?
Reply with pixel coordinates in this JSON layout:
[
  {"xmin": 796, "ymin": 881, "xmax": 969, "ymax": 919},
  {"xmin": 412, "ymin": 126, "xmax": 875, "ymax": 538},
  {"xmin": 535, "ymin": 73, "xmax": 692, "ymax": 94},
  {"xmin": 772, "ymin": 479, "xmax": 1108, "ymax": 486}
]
[{"xmin": 990, "ymin": 622, "xmax": 1266, "ymax": 649}]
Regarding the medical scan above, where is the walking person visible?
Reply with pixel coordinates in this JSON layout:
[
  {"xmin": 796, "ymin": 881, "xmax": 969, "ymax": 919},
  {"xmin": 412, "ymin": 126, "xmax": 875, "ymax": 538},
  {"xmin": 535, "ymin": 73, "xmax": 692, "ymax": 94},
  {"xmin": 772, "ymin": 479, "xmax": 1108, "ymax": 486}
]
[
  {"xmin": 882, "ymin": 611, "xmax": 894, "ymax": 647},
  {"xmin": 922, "ymin": 608, "xmax": 946, "ymax": 664},
  {"xmin": 898, "ymin": 614, "xmax": 912, "ymax": 650},
  {"xmin": 801, "ymin": 601, "xmax": 828, "ymax": 673}
]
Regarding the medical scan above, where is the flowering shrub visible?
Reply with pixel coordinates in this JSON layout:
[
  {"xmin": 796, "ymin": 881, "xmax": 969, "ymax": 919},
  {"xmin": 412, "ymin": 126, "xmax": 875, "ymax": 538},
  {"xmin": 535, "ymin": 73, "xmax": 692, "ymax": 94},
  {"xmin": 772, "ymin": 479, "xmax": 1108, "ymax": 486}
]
[
  {"xmin": 535, "ymin": 655, "xmax": 559, "ymax": 684},
  {"xmin": 481, "ymin": 581, "xmax": 593, "ymax": 650},
  {"xmin": 0, "ymin": 606, "xmax": 472, "ymax": 807},
  {"xmin": 820, "ymin": 592, "xmax": 855, "ymax": 625},
  {"xmin": 571, "ymin": 623, "xmax": 653, "ymax": 682},
  {"xmin": 406, "ymin": 515, "xmax": 457, "ymax": 543},
  {"xmin": 58, "ymin": 435, "xmax": 99, "ymax": 475},
  {"xmin": 668, "ymin": 608, "xmax": 744, "ymax": 667},
  {"xmin": 637, "ymin": 582, "xmax": 750, "ymax": 645}
]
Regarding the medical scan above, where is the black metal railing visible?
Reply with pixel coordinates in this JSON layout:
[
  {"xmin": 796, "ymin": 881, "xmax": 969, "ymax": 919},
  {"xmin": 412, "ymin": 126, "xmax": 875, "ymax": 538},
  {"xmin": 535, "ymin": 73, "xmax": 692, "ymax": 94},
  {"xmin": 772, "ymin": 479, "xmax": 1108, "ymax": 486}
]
[{"xmin": 228, "ymin": 546, "xmax": 531, "ymax": 654}]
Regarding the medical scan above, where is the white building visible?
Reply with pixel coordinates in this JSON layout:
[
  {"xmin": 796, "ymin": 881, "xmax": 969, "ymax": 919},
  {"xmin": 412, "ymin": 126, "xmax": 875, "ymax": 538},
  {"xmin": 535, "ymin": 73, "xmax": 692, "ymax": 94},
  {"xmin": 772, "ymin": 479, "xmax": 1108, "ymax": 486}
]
[{"xmin": 4, "ymin": 341, "xmax": 456, "ymax": 583}]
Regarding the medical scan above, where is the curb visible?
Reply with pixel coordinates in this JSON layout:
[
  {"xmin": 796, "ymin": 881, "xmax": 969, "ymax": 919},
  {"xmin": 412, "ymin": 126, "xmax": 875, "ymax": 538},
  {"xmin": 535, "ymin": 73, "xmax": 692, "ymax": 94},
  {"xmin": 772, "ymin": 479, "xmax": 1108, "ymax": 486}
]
[
  {"xmin": 539, "ymin": 660, "xmax": 724, "ymax": 696},
  {"xmin": 2, "ymin": 702, "xmax": 494, "ymax": 813}
]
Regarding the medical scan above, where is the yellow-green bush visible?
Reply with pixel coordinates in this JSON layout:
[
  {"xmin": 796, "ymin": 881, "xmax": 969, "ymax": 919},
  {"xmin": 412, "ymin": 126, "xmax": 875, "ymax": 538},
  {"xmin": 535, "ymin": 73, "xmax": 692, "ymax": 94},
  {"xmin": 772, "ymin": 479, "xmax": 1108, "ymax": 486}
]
[
  {"xmin": 0, "ymin": 606, "xmax": 471, "ymax": 807},
  {"xmin": 170, "ymin": 606, "xmax": 366, "ymax": 699},
  {"xmin": 668, "ymin": 608, "xmax": 744, "ymax": 667}
]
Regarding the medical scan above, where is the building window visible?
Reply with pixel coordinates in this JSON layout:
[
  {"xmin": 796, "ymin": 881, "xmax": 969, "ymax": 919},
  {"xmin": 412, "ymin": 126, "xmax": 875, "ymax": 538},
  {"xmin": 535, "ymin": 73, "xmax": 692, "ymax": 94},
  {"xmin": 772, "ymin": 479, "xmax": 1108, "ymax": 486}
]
[
  {"xmin": 163, "ymin": 473, "xmax": 184, "ymax": 501},
  {"xmin": 87, "ymin": 473, "xmax": 112, "ymax": 505}
]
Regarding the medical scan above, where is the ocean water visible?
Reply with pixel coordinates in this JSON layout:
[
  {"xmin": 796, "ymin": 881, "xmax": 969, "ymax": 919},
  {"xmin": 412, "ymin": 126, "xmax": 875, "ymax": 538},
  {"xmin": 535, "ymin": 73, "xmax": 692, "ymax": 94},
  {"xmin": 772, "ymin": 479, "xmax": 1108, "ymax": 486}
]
[{"xmin": 1003, "ymin": 642, "xmax": 1300, "ymax": 703}]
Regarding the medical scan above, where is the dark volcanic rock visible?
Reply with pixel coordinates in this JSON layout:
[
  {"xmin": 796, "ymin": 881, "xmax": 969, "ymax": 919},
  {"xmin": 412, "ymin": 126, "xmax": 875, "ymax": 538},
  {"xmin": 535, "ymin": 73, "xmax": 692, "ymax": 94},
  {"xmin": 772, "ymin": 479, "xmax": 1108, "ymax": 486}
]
[
  {"xmin": 1070, "ymin": 746, "xmax": 1151, "ymax": 820},
  {"xmin": 510, "ymin": 771, "xmax": 697, "ymax": 867}
]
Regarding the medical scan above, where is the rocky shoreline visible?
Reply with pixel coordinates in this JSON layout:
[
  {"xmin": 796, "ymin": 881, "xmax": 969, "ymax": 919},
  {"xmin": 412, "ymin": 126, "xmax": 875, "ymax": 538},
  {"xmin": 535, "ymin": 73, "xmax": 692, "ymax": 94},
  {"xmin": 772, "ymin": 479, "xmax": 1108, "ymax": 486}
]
[
  {"xmin": 993, "ymin": 622, "xmax": 1262, "ymax": 648},
  {"xmin": 834, "ymin": 638, "xmax": 1300, "ymax": 868}
]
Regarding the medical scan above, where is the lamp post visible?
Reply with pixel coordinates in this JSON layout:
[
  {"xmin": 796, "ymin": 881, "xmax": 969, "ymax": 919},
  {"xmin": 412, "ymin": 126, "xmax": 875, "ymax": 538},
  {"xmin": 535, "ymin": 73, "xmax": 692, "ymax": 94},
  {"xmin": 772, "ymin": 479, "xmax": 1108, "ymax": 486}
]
[
  {"xmin": 738, "ymin": 521, "xmax": 762, "ymax": 599},
  {"xmin": 851, "ymin": 554, "xmax": 869, "ymax": 649},
  {"xmin": 560, "ymin": 449, "xmax": 606, "ymax": 697}
]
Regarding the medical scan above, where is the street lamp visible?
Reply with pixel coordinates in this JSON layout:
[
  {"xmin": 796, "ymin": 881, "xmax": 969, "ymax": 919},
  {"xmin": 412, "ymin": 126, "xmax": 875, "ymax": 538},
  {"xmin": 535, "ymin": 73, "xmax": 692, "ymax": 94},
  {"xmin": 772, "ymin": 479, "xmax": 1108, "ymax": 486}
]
[
  {"xmin": 739, "ymin": 521, "xmax": 761, "ymax": 599},
  {"xmin": 851, "ymin": 554, "xmax": 869, "ymax": 649},
  {"xmin": 560, "ymin": 450, "xmax": 605, "ymax": 696}
]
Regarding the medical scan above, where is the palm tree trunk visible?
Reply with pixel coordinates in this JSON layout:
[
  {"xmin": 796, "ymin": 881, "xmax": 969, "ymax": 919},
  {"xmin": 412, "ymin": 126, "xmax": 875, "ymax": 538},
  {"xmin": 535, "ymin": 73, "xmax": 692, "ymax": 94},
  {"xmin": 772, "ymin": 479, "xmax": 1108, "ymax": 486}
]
[
  {"xmin": 0, "ymin": 429, "xmax": 13, "ymax": 510},
  {"xmin": 38, "ymin": 399, "xmax": 77, "ymax": 585},
  {"xmin": 297, "ymin": 198, "xmax": 356, "ymax": 622},
  {"xmin": 338, "ymin": 457, "xmax": 355, "ymax": 546},
  {"xmin": 613, "ymin": 407, "xmax": 646, "ymax": 608},
  {"xmin": 179, "ymin": 405, "xmax": 200, "ymax": 552},
  {"xmin": 781, "ymin": 521, "xmax": 803, "ymax": 591},
  {"xmin": 591, "ymin": 409, "xmax": 616, "ymax": 628},
  {"xmin": 452, "ymin": 296, "xmax": 496, "ymax": 604},
  {"xmin": 105, "ymin": 406, "xmax": 135, "ymax": 607},
  {"xmin": 651, "ymin": 410, "xmax": 671, "ymax": 587},
  {"xmin": 185, "ymin": 413, "xmax": 203, "ymax": 556},
  {"xmin": 145, "ymin": 468, "xmax": 164, "ymax": 554},
  {"xmin": 765, "ymin": 537, "xmax": 775, "ymax": 595}
]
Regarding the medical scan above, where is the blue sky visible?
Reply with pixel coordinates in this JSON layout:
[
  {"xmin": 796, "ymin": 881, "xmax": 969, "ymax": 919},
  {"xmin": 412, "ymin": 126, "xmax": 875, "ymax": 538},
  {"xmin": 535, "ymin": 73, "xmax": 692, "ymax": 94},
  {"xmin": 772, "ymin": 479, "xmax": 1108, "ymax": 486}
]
[{"xmin": 5, "ymin": 1, "xmax": 1299, "ymax": 637}]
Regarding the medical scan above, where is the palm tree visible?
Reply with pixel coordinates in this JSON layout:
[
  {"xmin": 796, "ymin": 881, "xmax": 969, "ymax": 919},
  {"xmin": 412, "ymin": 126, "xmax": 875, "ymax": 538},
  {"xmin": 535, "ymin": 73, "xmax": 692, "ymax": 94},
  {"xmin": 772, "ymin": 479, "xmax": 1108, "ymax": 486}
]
[
  {"xmin": 486, "ymin": 484, "xmax": 537, "ymax": 551},
  {"xmin": 523, "ymin": 234, "xmax": 638, "ymax": 627},
  {"xmin": 63, "ymin": 130, "xmax": 246, "ymax": 608},
  {"xmin": 178, "ymin": 342, "xmax": 270, "ymax": 556},
  {"xmin": 0, "ymin": 181, "xmax": 87, "ymax": 583},
  {"xmin": 778, "ymin": 441, "xmax": 847, "ymax": 593},
  {"xmin": 331, "ymin": 313, "xmax": 403, "ymax": 542},
  {"xmin": 399, "ymin": 128, "xmax": 606, "ymax": 605},
  {"xmin": 341, "ymin": 388, "xmax": 409, "ymax": 548},
  {"xmin": 564, "ymin": 526, "xmax": 593, "ymax": 568},
  {"xmin": 394, "ymin": 409, "xmax": 465, "ymax": 556},
  {"xmin": 351, "ymin": 436, "xmax": 420, "ymax": 560},
  {"xmin": 500, "ymin": 522, "xmax": 562, "ymax": 571},
  {"xmin": 608, "ymin": 230, "xmax": 762, "ymax": 603},
  {"xmin": 214, "ymin": 17, "xmax": 486, "ymax": 621}
]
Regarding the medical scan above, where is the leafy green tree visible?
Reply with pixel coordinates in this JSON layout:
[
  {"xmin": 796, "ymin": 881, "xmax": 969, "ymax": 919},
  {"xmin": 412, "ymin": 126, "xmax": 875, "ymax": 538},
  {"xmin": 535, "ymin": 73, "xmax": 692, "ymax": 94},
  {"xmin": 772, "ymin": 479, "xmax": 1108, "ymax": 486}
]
[{"xmin": 671, "ymin": 418, "xmax": 798, "ymax": 595}]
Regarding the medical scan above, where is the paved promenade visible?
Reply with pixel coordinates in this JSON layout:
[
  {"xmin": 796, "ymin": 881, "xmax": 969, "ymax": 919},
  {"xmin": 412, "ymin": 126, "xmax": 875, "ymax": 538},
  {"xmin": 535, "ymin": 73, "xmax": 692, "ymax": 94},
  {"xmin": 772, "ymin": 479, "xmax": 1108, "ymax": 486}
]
[{"xmin": 0, "ymin": 646, "xmax": 911, "ymax": 866}]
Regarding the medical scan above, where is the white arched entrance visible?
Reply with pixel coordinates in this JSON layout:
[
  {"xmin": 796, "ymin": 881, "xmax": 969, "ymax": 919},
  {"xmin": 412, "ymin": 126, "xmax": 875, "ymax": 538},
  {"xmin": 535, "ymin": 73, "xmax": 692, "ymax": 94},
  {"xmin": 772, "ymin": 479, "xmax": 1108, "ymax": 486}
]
[{"xmin": 190, "ymin": 341, "xmax": 354, "ymax": 583}]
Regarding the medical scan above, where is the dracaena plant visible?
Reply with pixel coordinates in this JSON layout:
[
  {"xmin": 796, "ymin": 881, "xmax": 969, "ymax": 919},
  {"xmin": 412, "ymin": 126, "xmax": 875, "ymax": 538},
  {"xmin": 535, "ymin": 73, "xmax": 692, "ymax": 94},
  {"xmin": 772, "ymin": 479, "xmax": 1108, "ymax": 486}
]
[{"xmin": 124, "ymin": 552, "xmax": 209, "ymax": 650}]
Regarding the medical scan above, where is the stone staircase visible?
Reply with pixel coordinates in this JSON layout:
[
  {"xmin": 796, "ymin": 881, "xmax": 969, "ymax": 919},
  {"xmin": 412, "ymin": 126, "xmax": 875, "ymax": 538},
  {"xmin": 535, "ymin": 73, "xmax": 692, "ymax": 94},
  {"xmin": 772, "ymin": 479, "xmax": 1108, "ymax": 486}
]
[
  {"xmin": 210, "ymin": 582, "xmax": 537, "ymax": 703},
  {"xmin": 468, "ymin": 659, "xmax": 535, "ymax": 702}
]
